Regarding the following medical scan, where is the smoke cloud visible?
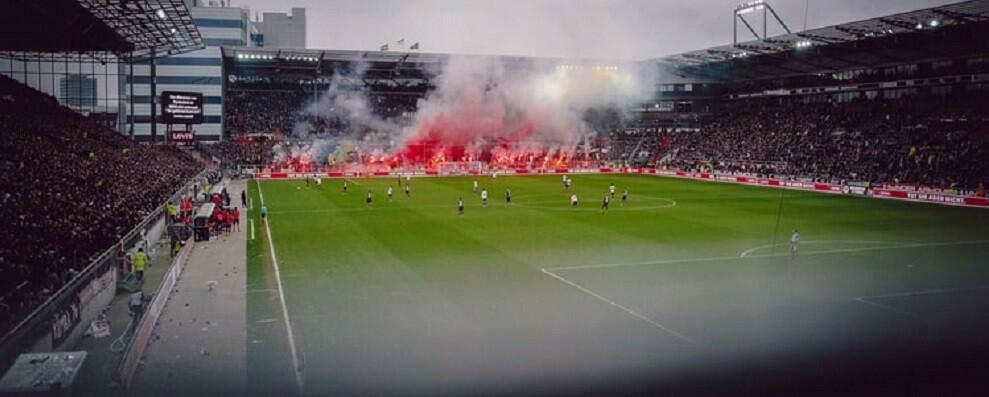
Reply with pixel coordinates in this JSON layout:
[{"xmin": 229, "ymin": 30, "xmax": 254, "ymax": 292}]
[{"xmin": 282, "ymin": 55, "xmax": 656, "ymax": 168}]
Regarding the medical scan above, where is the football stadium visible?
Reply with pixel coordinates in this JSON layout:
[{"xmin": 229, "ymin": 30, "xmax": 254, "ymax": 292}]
[{"xmin": 1, "ymin": 0, "xmax": 989, "ymax": 396}]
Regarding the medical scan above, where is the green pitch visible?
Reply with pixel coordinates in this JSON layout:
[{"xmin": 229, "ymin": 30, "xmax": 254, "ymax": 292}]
[{"xmin": 245, "ymin": 174, "xmax": 989, "ymax": 395}]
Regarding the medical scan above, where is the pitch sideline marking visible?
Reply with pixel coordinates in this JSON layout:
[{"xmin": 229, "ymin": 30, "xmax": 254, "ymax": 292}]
[
  {"xmin": 541, "ymin": 268, "xmax": 697, "ymax": 345},
  {"xmin": 545, "ymin": 239, "xmax": 989, "ymax": 272},
  {"xmin": 256, "ymin": 180, "xmax": 305, "ymax": 395},
  {"xmin": 249, "ymin": 219, "xmax": 255, "ymax": 241}
]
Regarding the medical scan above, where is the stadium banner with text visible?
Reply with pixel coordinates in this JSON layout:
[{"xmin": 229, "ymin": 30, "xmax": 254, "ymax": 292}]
[
  {"xmin": 161, "ymin": 91, "xmax": 204, "ymax": 124},
  {"xmin": 169, "ymin": 130, "xmax": 196, "ymax": 145},
  {"xmin": 871, "ymin": 188, "xmax": 989, "ymax": 207}
]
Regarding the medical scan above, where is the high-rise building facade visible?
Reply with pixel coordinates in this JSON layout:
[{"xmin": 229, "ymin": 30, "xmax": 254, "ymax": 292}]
[
  {"xmin": 121, "ymin": 4, "xmax": 249, "ymax": 142},
  {"xmin": 60, "ymin": 74, "xmax": 98, "ymax": 109},
  {"xmin": 251, "ymin": 8, "xmax": 306, "ymax": 48}
]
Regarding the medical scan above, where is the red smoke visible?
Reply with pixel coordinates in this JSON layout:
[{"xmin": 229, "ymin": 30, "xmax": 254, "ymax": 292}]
[{"xmin": 396, "ymin": 90, "xmax": 545, "ymax": 166}]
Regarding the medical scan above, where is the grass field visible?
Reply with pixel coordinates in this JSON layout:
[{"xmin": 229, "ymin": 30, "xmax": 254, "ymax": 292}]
[{"xmin": 245, "ymin": 174, "xmax": 989, "ymax": 396}]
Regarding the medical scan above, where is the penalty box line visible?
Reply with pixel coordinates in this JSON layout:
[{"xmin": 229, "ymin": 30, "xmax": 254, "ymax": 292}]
[
  {"xmin": 855, "ymin": 285, "xmax": 989, "ymax": 321},
  {"xmin": 540, "ymin": 239, "xmax": 989, "ymax": 345},
  {"xmin": 256, "ymin": 180, "xmax": 305, "ymax": 395},
  {"xmin": 540, "ymin": 268, "xmax": 697, "ymax": 345},
  {"xmin": 544, "ymin": 239, "xmax": 989, "ymax": 272}
]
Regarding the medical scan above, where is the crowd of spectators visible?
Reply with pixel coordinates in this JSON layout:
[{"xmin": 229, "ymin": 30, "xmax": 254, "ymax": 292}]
[
  {"xmin": 0, "ymin": 75, "xmax": 203, "ymax": 335},
  {"xmin": 662, "ymin": 96, "xmax": 989, "ymax": 193},
  {"xmin": 202, "ymin": 139, "xmax": 276, "ymax": 167},
  {"xmin": 223, "ymin": 89, "xmax": 420, "ymax": 139}
]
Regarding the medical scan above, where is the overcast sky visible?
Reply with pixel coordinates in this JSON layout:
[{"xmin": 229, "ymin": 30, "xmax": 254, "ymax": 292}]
[{"xmin": 230, "ymin": 0, "xmax": 960, "ymax": 60}]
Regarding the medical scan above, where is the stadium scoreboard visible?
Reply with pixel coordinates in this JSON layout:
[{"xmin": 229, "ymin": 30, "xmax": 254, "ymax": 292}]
[{"xmin": 161, "ymin": 91, "xmax": 204, "ymax": 124}]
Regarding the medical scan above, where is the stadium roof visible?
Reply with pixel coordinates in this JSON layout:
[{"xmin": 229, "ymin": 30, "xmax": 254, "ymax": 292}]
[
  {"xmin": 0, "ymin": 0, "xmax": 203, "ymax": 61},
  {"xmin": 652, "ymin": 0, "xmax": 989, "ymax": 82}
]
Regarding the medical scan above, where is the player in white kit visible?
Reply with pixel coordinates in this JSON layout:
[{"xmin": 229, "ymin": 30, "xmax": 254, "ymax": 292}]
[
  {"xmin": 570, "ymin": 194, "xmax": 578, "ymax": 209},
  {"xmin": 790, "ymin": 228, "xmax": 800, "ymax": 259},
  {"xmin": 480, "ymin": 188, "xmax": 488, "ymax": 206}
]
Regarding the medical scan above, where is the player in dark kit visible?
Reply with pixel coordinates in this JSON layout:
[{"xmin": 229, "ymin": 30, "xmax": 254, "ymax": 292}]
[
  {"xmin": 365, "ymin": 190, "xmax": 373, "ymax": 208},
  {"xmin": 458, "ymin": 197, "xmax": 465, "ymax": 217},
  {"xmin": 601, "ymin": 194, "xmax": 610, "ymax": 212},
  {"xmin": 505, "ymin": 188, "xmax": 512, "ymax": 207},
  {"xmin": 343, "ymin": 180, "xmax": 348, "ymax": 194},
  {"xmin": 621, "ymin": 188, "xmax": 628, "ymax": 206}
]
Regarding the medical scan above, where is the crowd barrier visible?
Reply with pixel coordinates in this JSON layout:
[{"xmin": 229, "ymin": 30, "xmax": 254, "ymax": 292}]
[{"xmin": 253, "ymin": 168, "xmax": 988, "ymax": 208}]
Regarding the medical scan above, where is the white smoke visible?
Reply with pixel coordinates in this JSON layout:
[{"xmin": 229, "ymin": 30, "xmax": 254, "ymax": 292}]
[{"xmin": 286, "ymin": 55, "xmax": 657, "ymax": 164}]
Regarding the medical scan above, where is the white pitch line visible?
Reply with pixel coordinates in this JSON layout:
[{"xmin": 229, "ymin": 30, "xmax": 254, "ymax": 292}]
[
  {"xmin": 540, "ymin": 268, "xmax": 696, "ymax": 345},
  {"xmin": 858, "ymin": 285, "xmax": 989, "ymax": 301},
  {"xmin": 853, "ymin": 297, "xmax": 923, "ymax": 320},
  {"xmin": 256, "ymin": 180, "xmax": 305, "ymax": 395},
  {"xmin": 546, "ymin": 239, "xmax": 989, "ymax": 272},
  {"xmin": 738, "ymin": 240, "xmax": 904, "ymax": 258},
  {"xmin": 249, "ymin": 219, "xmax": 255, "ymax": 241}
]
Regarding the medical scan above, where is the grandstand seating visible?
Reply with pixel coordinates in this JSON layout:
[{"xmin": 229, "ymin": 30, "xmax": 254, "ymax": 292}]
[
  {"xmin": 651, "ymin": 97, "xmax": 989, "ymax": 193},
  {"xmin": 0, "ymin": 75, "xmax": 203, "ymax": 334}
]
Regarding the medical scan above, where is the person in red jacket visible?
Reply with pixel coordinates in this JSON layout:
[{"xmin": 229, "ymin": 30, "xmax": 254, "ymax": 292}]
[
  {"xmin": 224, "ymin": 208, "xmax": 234, "ymax": 232},
  {"xmin": 232, "ymin": 207, "xmax": 241, "ymax": 231}
]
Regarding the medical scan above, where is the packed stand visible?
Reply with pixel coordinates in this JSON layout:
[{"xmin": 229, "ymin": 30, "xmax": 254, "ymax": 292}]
[
  {"xmin": 0, "ymin": 75, "xmax": 203, "ymax": 334},
  {"xmin": 663, "ymin": 97, "xmax": 989, "ymax": 193},
  {"xmin": 202, "ymin": 139, "xmax": 276, "ymax": 167}
]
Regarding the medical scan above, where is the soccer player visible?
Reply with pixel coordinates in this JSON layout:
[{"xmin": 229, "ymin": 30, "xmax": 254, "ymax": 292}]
[
  {"xmin": 505, "ymin": 188, "xmax": 512, "ymax": 206},
  {"xmin": 570, "ymin": 193, "xmax": 578, "ymax": 210},
  {"xmin": 306, "ymin": 176, "xmax": 310, "ymax": 188},
  {"xmin": 387, "ymin": 186, "xmax": 394, "ymax": 202},
  {"xmin": 621, "ymin": 188, "xmax": 628, "ymax": 206},
  {"xmin": 473, "ymin": 179, "xmax": 479, "ymax": 193},
  {"xmin": 343, "ymin": 180, "xmax": 348, "ymax": 194},
  {"xmin": 260, "ymin": 205, "xmax": 268, "ymax": 224},
  {"xmin": 404, "ymin": 183, "xmax": 411, "ymax": 197},
  {"xmin": 609, "ymin": 183, "xmax": 616, "ymax": 198},
  {"xmin": 365, "ymin": 190, "xmax": 373, "ymax": 208},
  {"xmin": 601, "ymin": 194, "xmax": 610, "ymax": 212},
  {"xmin": 790, "ymin": 228, "xmax": 800, "ymax": 259},
  {"xmin": 480, "ymin": 188, "xmax": 488, "ymax": 207},
  {"xmin": 458, "ymin": 197, "xmax": 465, "ymax": 218},
  {"xmin": 315, "ymin": 175, "xmax": 322, "ymax": 189},
  {"xmin": 564, "ymin": 177, "xmax": 571, "ymax": 191}
]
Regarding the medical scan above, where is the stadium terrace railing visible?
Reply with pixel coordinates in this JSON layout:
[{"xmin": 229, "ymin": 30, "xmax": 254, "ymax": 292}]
[{"xmin": 0, "ymin": 170, "xmax": 208, "ymax": 376}]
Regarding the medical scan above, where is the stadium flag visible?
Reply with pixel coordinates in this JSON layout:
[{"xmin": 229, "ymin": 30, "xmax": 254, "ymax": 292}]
[
  {"xmin": 380, "ymin": 43, "xmax": 389, "ymax": 51},
  {"xmin": 410, "ymin": 42, "xmax": 420, "ymax": 50},
  {"xmin": 397, "ymin": 38, "xmax": 405, "ymax": 45}
]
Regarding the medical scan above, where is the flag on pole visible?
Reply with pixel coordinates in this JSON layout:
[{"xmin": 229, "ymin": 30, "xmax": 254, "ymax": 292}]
[
  {"xmin": 397, "ymin": 38, "xmax": 405, "ymax": 45},
  {"xmin": 380, "ymin": 43, "xmax": 389, "ymax": 51},
  {"xmin": 410, "ymin": 42, "xmax": 420, "ymax": 50}
]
